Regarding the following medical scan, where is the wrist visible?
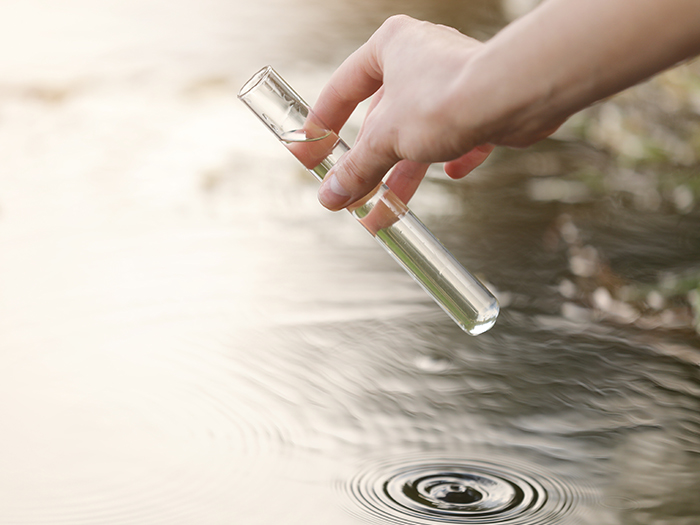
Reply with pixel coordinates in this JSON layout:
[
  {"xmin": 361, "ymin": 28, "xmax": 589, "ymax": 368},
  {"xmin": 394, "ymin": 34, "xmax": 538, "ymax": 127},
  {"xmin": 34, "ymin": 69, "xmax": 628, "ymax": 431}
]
[{"xmin": 450, "ymin": 39, "xmax": 562, "ymax": 149}]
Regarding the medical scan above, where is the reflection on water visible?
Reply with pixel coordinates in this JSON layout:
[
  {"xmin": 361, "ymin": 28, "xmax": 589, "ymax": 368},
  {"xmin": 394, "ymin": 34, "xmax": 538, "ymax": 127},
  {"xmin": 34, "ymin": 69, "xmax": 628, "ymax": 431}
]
[{"xmin": 1, "ymin": 0, "xmax": 699, "ymax": 524}]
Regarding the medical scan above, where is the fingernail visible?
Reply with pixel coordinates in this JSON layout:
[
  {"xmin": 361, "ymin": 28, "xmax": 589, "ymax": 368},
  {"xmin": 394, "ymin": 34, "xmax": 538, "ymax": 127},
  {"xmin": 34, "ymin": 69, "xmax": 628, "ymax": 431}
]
[{"xmin": 318, "ymin": 172, "xmax": 352, "ymax": 209}]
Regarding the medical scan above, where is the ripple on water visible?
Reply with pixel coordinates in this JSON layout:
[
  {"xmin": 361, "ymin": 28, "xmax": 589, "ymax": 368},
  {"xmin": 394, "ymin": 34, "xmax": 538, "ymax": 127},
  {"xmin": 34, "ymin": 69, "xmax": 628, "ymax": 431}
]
[
  {"xmin": 0, "ymin": 335, "xmax": 308, "ymax": 525},
  {"xmin": 341, "ymin": 454, "xmax": 593, "ymax": 525}
]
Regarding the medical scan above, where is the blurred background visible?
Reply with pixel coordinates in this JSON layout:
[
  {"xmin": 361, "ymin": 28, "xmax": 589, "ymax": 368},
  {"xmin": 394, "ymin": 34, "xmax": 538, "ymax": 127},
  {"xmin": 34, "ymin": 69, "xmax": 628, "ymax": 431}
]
[{"xmin": 1, "ymin": 1, "xmax": 699, "ymax": 524}]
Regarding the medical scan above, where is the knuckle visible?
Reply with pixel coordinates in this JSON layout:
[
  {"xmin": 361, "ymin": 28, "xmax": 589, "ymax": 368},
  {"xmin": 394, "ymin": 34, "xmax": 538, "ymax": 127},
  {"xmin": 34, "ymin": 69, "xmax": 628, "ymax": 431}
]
[
  {"xmin": 339, "ymin": 154, "xmax": 370, "ymax": 190},
  {"xmin": 434, "ymin": 23, "xmax": 462, "ymax": 36},
  {"xmin": 326, "ymin": 83, "xmax": 351, "ymax": 109},
  {"xmin": 383, "ymin": 14, "xmax": 412, "ymax": 31},
  {"xmin": 376, "ymin": 14, "xmax": 416, "ymax": 42}
]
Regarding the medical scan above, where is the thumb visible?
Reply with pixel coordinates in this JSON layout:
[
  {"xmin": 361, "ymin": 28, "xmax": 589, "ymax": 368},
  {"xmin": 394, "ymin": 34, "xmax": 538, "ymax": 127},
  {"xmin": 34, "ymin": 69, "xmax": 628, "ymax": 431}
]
[{"xmin": 317, "ymin": 134, "xmax": 398, "ymax": 211}]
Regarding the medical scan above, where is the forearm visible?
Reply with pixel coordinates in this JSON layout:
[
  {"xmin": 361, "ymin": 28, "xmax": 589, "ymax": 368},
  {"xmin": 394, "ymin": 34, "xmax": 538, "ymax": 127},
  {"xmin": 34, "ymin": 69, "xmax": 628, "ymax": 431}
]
[{"xmin": 462, "ymin": 0, "xmax": 700, "ymax": 145}]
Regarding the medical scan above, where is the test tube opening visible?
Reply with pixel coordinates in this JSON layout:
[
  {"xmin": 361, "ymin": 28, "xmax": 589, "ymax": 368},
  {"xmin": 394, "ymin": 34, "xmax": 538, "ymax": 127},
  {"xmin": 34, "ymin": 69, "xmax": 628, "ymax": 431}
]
[
  {"xmin": 237, "ymin": 66, "xmax": 320, "ymax": 141},
  {"xmin": 237, "ymin": 65, "xmax": 273, "ymax": 99}
]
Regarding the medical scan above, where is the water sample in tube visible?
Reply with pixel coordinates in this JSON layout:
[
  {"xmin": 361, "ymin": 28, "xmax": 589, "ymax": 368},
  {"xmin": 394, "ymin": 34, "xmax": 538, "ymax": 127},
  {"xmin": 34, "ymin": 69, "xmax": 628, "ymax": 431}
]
[{"xmin": 238, "ymin": 66, "xmax": 499, "ymax": 335}]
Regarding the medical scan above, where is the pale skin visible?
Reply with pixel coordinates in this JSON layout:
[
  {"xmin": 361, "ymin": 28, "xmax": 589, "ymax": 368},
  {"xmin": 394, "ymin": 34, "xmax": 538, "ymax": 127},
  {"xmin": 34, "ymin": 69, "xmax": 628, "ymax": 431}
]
[{"xmin": 313, "ymin": 0, "xmax": 700, "ymax": 210}]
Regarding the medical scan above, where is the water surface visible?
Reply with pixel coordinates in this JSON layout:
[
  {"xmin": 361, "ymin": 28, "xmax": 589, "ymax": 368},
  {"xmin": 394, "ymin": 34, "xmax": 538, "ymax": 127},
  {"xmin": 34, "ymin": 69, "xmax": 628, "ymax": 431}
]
[{"xmin": 0, "ymin": 1, "xmax": 699, "ymax": 524}]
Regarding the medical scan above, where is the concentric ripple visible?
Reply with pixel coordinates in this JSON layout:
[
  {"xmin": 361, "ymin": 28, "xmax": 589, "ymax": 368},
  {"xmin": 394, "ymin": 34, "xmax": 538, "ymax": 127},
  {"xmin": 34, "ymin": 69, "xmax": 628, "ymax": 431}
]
[{"xmin": 342, "ymin": 455, "xmax": 591, "ymax": 525}]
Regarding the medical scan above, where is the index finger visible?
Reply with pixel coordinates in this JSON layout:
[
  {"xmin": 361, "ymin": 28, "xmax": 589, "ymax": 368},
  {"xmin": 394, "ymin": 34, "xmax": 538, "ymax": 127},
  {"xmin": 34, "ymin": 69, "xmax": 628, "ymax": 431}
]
[{"xmin": 311, "ymin": 40, "xmax": 384, "ymax": 134}]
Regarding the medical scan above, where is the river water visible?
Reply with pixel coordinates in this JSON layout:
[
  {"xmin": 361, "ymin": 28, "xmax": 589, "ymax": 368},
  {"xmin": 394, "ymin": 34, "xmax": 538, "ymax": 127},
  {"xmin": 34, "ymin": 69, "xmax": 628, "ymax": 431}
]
[{"xmin": 1, "ymin": 1, "xmax": 699, "ymax": 524}]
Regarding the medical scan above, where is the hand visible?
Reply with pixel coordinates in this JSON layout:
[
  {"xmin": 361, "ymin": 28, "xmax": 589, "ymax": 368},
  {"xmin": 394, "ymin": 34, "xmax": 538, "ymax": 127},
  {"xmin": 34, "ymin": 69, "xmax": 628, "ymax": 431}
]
[
  {"xmin": 313, "ymin": 1, "xmax": 700, "ymax": 212},
  {"xmin": 313, "ymin": 15, "xmax": 498, "ymax": 210}
]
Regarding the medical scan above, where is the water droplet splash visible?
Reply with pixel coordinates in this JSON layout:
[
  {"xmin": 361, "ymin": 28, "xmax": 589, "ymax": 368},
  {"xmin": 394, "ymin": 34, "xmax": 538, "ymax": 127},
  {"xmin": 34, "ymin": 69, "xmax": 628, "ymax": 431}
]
[{"xmin": 342, "ymin": 455, "xmax": 590, "ymax": 524}]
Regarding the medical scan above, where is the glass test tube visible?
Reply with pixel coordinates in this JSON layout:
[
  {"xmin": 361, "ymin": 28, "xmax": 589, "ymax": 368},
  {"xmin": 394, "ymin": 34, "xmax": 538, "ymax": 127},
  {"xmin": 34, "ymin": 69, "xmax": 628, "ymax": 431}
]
[{"xmin": 238, "ymin": 66, "xmax": 499, "ymax": 335}]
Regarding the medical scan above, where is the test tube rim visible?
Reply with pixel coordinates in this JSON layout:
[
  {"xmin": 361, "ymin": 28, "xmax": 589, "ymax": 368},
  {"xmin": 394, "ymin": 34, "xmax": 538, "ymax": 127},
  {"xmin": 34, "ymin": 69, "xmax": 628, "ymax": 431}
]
[{"xmin": 238, "ymin": 65, "xmax": 275, "ymax": 99}]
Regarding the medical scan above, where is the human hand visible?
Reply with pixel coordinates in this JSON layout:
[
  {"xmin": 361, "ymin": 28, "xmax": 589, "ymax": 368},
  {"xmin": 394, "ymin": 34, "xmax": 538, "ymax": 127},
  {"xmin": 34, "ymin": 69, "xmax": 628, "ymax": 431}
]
[
  {"xmin": 314, "ymin": 1, "xmax": 700, "ymax": 211},
  {"xmin": 313, "ymin": 15, "xmax": 498, "ymax": 210}
]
